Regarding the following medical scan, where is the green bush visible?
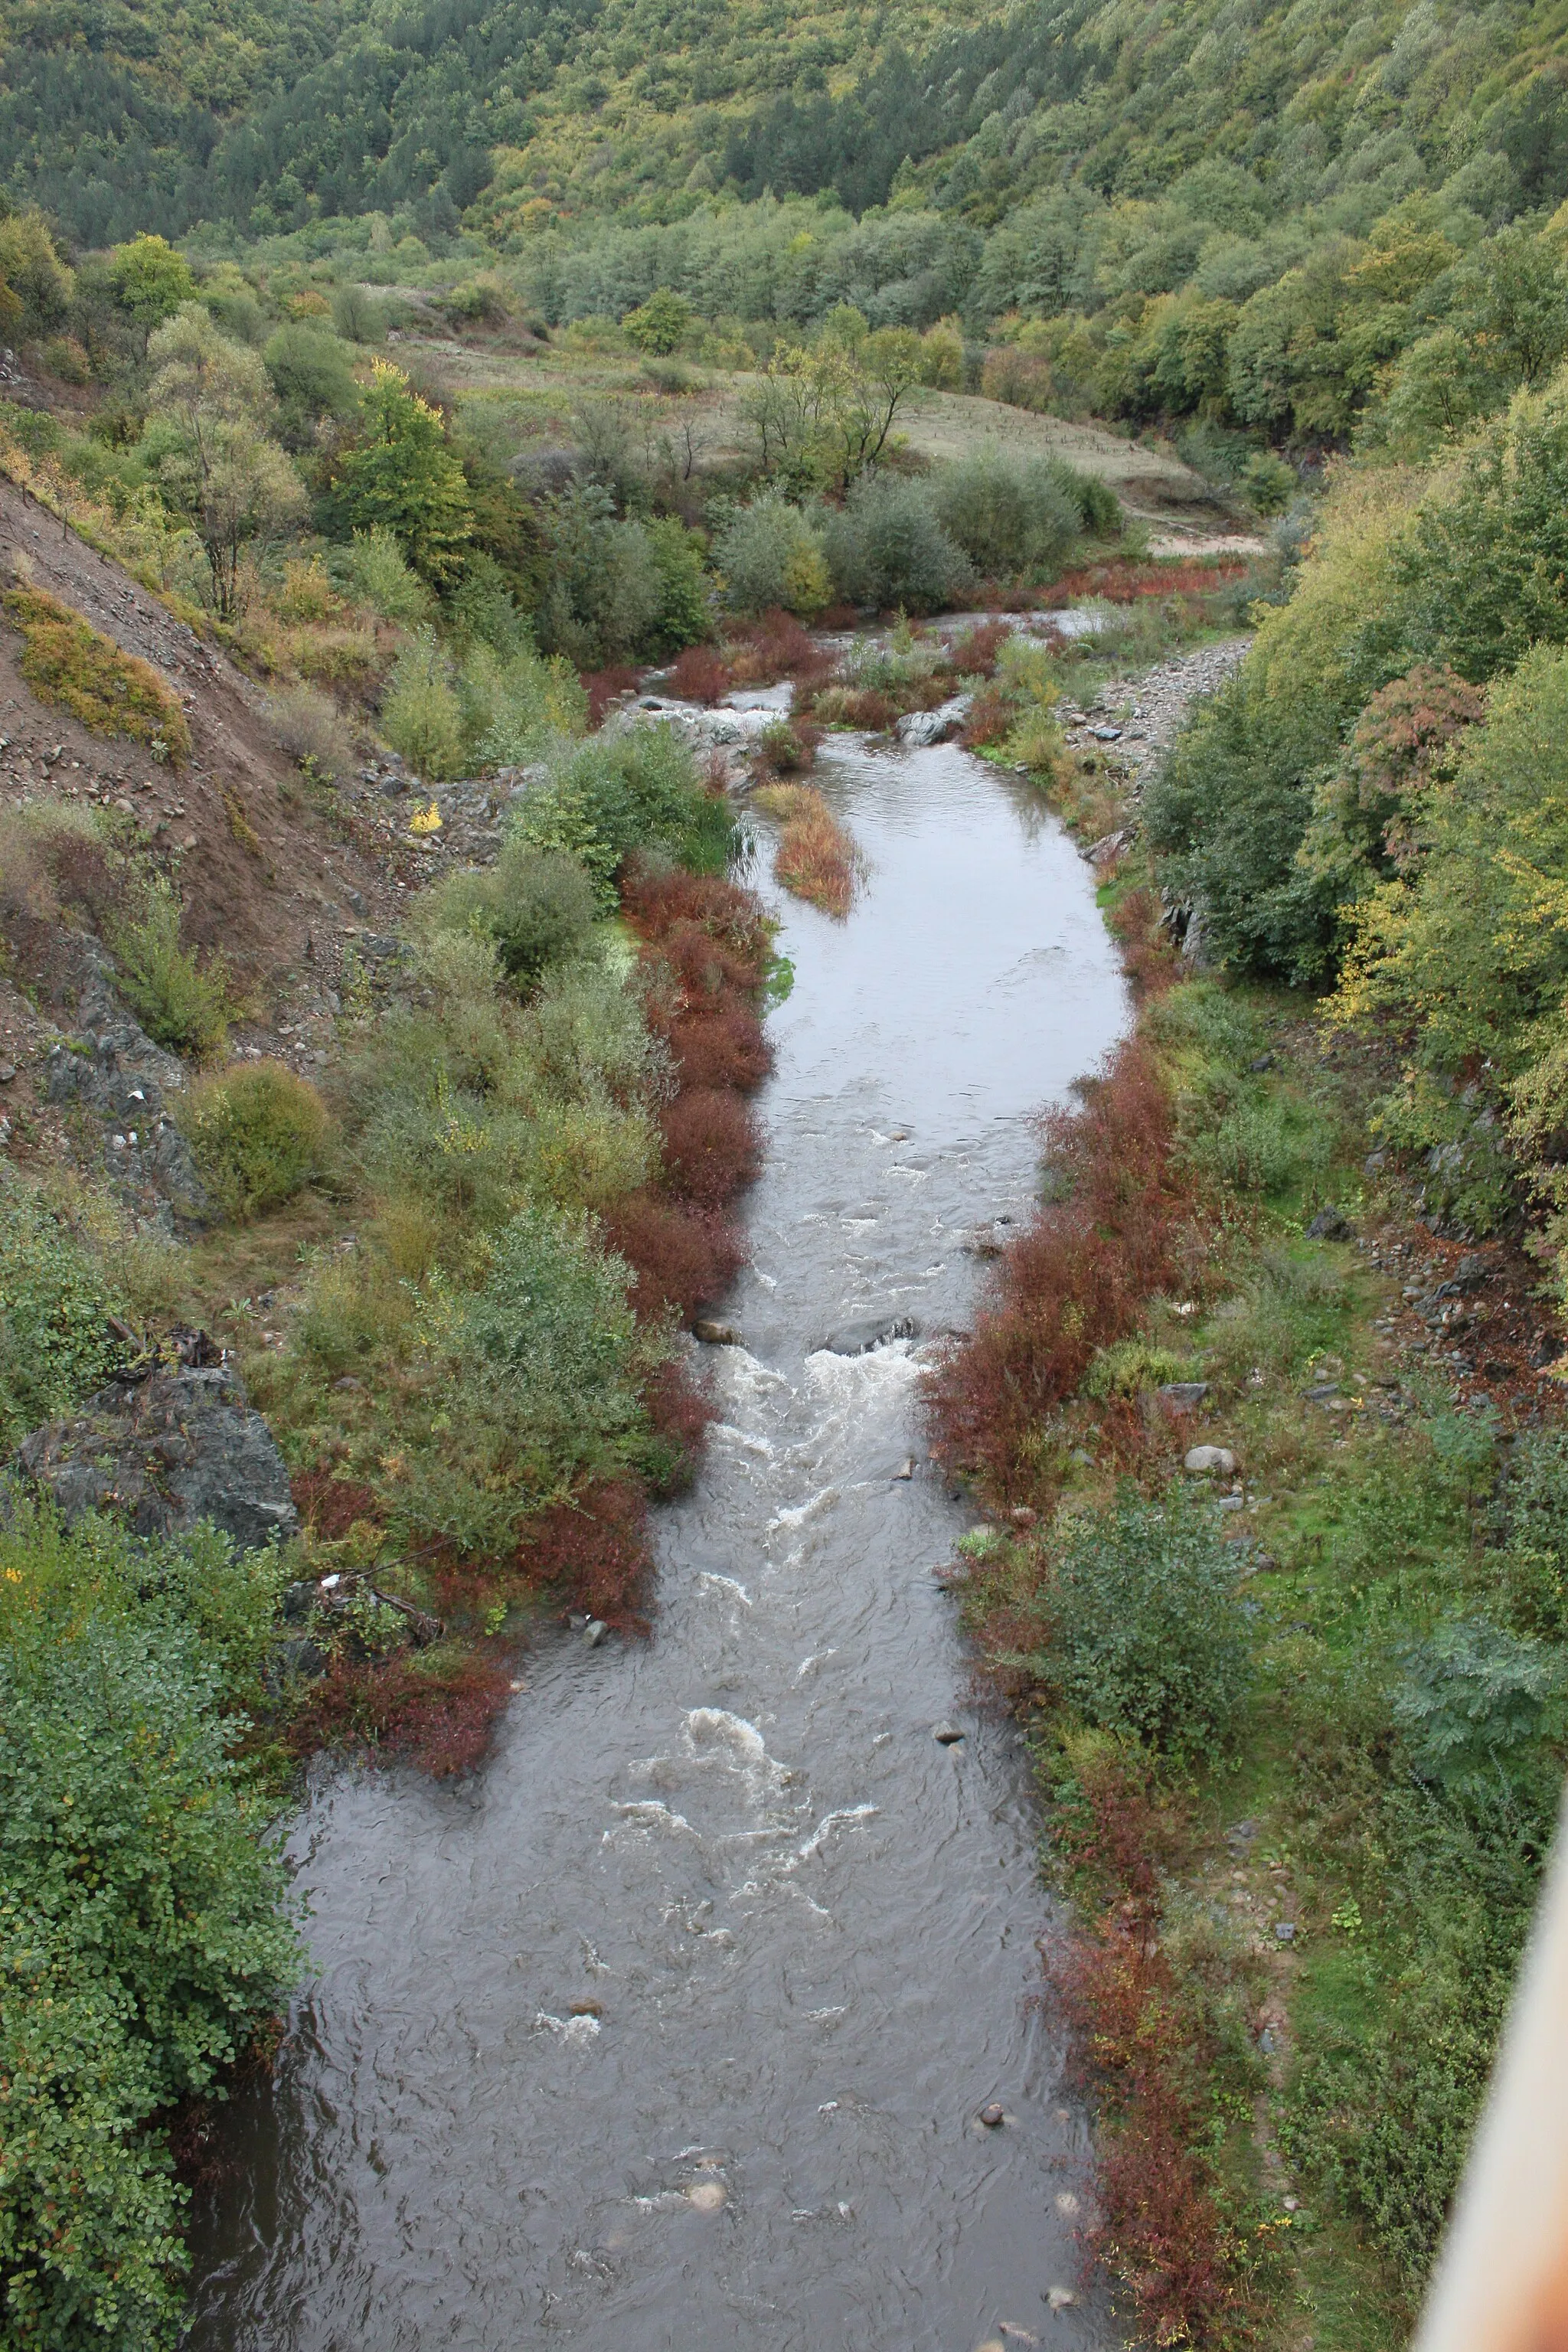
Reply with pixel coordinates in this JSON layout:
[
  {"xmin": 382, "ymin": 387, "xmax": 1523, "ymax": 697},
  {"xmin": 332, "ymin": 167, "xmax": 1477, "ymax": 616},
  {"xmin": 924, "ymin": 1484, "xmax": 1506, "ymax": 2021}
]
[
  {"xmin": 459, "ymin": 639, "xmax": 588, "ymax": 767},
  {"xmin": 397, "ymin": 1205, "xmax": 662, "ymax": 1550},
  {"xmin": 1239, "ymin": 450, "xmax": 1296, "ymax": 515},
  {"xmin": 0, "ymin": 1503, "xmax": 300, "ymax": 2352},
  {"xmin": 533, "ymin": 481, "xmax": 662, "ymax": 667},
  {"xmin": 929, "ymin": 443, "xmax": 1082, "ymax": 581},
  {"xmin": 1383, "ymin": 375, "xmax": 1568, "ymax": 685},
  {"xmin": 482, "ymin": 842, "xmax": 599, "ymax": 987},
  {"xmin": 108, "ymin": 887, "xmax": 230, "ymax": 1057},
  {"xmin": 1392, "ymin": 1617, "xmax": 1564, "ymax": 1798},
  {"xmin": 714, "ymin": 494, "xmax": 832, "ymax": 616},
  {"xmin": 645, "ymin": 516, "xmax": 713, "ymax": 652},
  {"xmin": 1194, "ymin": 1093, "xmax": 1336, "ymax": 1197},
  {"xmin": 0, "ymin": 1187, "xmax": 126, "ymax": 1444},
  {"xmin": 380, "ymin": 626, "xmax": 466, "ymax": 780},
  {"xmin": 1014, "ymin": 1485, "xmax": 1249, "ymax": 1758},
  {"xmin": 262, "ymin": 324, "xmax": 358, "ymax": 446},
  {"xmin": 1285, "ymin": 1775, "xmax": 1553, "ymax": 2303},
  {"xmin": 1145, "ymin": 671, "xmax": 1343, "ymax": 980},
  {"xmin": 1081, "ymin": 1336, "xmax": 1188, "ymax": 1397},
  {"xmin": 178, "ymin": 1060, "xmax": 331, "ymax": 1221},
  {"xmin": 338, "ymin": 525, "xmax": 434, "ymax": 625},
  {"xmin": 513, "ymin": 723, "xmax": 736, "ymax": 899},
  {"xmin": 822, "ymin": 472, "xmax": 975, "ymax": 615}
]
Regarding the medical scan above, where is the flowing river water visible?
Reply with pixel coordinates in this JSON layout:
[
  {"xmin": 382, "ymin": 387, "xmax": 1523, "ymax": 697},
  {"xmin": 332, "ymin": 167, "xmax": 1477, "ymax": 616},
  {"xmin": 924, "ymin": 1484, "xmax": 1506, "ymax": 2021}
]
[{"xmin": 188, "ymin": 724, "xmax": 1129, "ymax": 2352}]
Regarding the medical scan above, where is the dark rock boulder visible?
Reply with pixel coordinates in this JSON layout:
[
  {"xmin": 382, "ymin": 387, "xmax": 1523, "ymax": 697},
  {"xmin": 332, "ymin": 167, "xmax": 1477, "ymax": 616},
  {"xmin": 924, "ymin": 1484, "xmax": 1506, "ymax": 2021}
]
[
  {"xmin": 821, "ymin": 1315, "xmax": 919, "ymax": 1356},
  {"xmin": 15, "ymin": 1364, "xmax": 298, "ymax": 1552}
]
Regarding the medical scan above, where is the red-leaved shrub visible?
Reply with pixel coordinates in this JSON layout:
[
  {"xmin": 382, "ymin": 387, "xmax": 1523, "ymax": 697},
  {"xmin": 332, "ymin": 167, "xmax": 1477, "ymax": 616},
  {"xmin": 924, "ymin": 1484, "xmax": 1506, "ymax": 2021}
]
[
  {"xmin": 644, "ymin": 1355, "xmax": 717, "ymax": 1494},
  {"xmin": 602, "ymin": 1191, "xmax": 746, "ymax": 1319},
  {"xmin": 949, "ymin": 618, "xmax": 1014, "ymax": 677},
  {"xmin": 1040, "ymin": 560, "xmax": 1246, "ymax": 606},
  {"xmin": 726, "ymin": 607, "xmax": 816, "ymax": 679},
  {"xmin": 961, "ymin": 687, "xmax": 1014, "ymax": 747},
  {"xmin": 668, "ymin": 1005, "xmax": 773, "ymax": 1090},
  {"xmin": 1106, "ymin": 885, "xmax": 1178, "ymax": 998},
  {"xmin": 669, "ymin": 642, "xmax": 731, "ymax": 704},
  {"xmin": 291, "ymin": 1472, "xmax": 381, "ymax": 1540},
  {"xmin": 513, "ymin": 1476, "xmax": 653, "ymax": 1628},
  {"xmin": 924, "ymin": 1038, "xmax": 1191, "ymax": 1508},
  {"xmin": 659, "ymin": 1086, "xmax": 761, "ymax": 1207},
  {"xmin": 289, "ymin": 1648, "xmax": 514, "ymax": 1777},
  {"xmin": 621, "ymin": 864, "xmax": 773, "ymax": 967},
  {"xmin": 580, "ymin": 664, "xmax": 642, "ymax": 724}
]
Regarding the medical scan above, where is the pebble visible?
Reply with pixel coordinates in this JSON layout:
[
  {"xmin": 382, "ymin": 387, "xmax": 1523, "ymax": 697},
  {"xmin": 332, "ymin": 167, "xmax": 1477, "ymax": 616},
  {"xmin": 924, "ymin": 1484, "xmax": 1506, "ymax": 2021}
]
[
  {"xmin": 685, "ymin": 2180, "xmax": 727, "ymax": 2213},
  {"xmin": 934, "ymin": 1723, "xmax": 965, "ymax": 1745},
  {"xmin": 1054, "ymin": 2190, "xmax": 1081, "ymax": 2216},
  {"xmin": 893, "ymin": 1457, "xmax": 915, "ymax": 1480},
  {"xmin": 1276, "ymin": 1922, "xmax": 1297, "ymax": 1943},
  {"xmin": 978, "ymin": 2101, "xmax": 1005, "ymax": 2126},
  {"xmin": 567, "ymin": 1997, "xmax": 603, "ymax": 2017},
  {"xmin": 1046, "ymin": 2285, "xmax": 1078, "ymax": 2311}
]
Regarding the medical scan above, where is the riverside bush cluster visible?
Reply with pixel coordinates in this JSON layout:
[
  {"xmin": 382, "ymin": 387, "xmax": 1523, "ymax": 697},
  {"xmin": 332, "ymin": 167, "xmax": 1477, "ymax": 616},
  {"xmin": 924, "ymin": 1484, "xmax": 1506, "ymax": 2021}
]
[
  {"xmin": 247, "ymin": 723, "xmax": 768, "ymax": 1607},
  {"xmin": 714, "ymin": 445, "xmax": 1116, "ymax": 619}
]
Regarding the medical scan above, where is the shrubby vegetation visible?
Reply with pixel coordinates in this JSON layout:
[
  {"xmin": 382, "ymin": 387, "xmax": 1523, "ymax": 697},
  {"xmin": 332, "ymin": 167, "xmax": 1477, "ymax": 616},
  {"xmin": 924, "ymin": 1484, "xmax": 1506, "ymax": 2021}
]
[
  {"xmin": 1148, "ymin": 359, "xmax": 1568, "ymax": 1260},
  {"xmin": 0, "ymin": 1498, "xmax": 301, "ymax": 2351}
]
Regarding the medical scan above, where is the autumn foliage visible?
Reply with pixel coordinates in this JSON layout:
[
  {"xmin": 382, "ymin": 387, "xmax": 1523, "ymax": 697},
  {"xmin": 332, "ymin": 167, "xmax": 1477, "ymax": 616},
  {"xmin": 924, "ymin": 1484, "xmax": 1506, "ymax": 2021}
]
[{"xmin": 925, "ymin": 1037, "xmax": 1193, "ymax": 1509}]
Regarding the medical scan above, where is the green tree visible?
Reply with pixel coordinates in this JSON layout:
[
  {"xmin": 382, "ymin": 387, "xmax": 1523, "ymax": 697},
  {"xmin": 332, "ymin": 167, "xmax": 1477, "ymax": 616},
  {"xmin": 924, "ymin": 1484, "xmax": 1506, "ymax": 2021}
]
[
  {"xmin": 622, "ymin": 287, "xmax": 691, "ymax": 354},
  {"xmin": 147, "ymin": 306, "xmax": 305, "ymax": 620},
  {"xmin": 0, "ymin": 211, "xmax": 74, "ymax": 338},
  {"xmin": 106, "ymin": 234, "xmax": 197, "ymax": 353},
  {"xmin": 319, "ymin": 361, "xmax": 474, "ymax": 587}
]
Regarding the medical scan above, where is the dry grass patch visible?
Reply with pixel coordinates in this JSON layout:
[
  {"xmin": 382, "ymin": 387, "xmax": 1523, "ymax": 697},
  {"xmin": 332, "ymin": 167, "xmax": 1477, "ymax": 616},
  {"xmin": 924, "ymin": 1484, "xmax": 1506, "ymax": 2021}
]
[
  {"xmin": 751, "ymin": 782, "xmax": 861, "ymax": 917},
  {"xmin": 3, "ymin": 586, "xmax": 191, "ymax": 762}
]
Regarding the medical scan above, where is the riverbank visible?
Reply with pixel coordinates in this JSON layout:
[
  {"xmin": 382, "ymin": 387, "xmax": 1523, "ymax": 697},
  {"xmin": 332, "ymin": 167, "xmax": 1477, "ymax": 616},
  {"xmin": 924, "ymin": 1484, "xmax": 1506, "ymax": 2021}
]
[{"xmin": 937, "ymin": 671, "xmax": 1568, "ymax": 2348}]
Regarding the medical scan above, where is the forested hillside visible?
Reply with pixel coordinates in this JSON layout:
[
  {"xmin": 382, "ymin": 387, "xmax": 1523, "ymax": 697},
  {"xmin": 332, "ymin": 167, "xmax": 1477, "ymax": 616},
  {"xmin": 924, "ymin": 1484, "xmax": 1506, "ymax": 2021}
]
[{"xmin": 5, "ymin": 0, "xmax": 1567, "ymax": 469}]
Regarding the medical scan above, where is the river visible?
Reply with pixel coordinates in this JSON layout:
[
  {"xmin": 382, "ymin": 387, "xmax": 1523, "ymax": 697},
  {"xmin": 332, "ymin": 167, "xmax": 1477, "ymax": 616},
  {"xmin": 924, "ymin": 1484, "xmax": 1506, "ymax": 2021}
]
[{"xmin": 187, "ymin": 723, "xmax": 1129, "ymax": 2352}]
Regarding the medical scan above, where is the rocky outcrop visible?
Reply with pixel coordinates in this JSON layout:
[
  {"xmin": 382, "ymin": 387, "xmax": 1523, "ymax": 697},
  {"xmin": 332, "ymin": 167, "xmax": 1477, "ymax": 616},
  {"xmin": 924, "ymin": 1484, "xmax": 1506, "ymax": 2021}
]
[
  {"xmin": 44, "ymin": 957, "xmax": 210, "ymax": 1227},
  {"xmin": 15, "ymin": 1361, "xmax": 298, "ymax": 1552}
]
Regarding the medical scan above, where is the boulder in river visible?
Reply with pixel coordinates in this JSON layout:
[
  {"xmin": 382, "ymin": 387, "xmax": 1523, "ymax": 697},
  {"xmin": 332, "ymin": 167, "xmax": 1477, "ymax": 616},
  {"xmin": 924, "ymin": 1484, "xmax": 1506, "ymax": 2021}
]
[
  {"xmin": 821, "ymin": 1314, "xmax": 918, "ymax": 1355},
  {"xmin": 15, "ymin": 1363, "xmax": 298, "ymax": 1551},
  {"xmin": 895, "ymin": 694, "xmax": 972, "ymax": 748}
]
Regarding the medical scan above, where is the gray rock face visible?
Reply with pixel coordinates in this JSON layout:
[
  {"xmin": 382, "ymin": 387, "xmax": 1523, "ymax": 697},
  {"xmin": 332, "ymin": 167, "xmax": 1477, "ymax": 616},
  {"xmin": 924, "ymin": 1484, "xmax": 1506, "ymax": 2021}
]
[
  {"xmin": 15, "ymin": 1364, "xmax": 298, "ymax": 1553},
  {"xmin": 45, "ymin": 959, "xmax": 209, "ymax": 1226}
]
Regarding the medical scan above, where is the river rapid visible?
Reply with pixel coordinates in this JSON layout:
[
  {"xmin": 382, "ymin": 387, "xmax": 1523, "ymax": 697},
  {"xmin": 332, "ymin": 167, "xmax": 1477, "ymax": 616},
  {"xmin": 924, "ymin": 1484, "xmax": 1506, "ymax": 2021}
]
[{"xmin": 188, "ymin": 724, "xmax": 1128, "ymax": 2352}]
